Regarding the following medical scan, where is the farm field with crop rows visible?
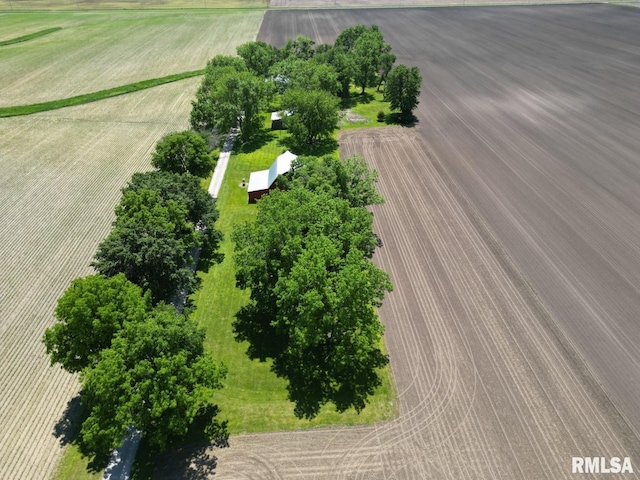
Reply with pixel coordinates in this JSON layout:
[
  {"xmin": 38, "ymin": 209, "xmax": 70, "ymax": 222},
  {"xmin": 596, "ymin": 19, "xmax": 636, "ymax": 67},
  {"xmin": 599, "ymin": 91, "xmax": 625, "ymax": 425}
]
[
  {"xmin": 0, "ymin": 10, "xmax": 263, "ymax": 107},
  {"xmin": 0, "ymin": 78, "xmax": 203, "ymax": 480},
  {"xmin": 157, "ymin": 5, "xmax": 640, "ymax": 478},
  {"xmin": 0, "ymin": 0, "xmax": 265, "ymax": 10},
  {"xmin": 0, "ymin": 7, "xmax": 266, "ymax": 477}
]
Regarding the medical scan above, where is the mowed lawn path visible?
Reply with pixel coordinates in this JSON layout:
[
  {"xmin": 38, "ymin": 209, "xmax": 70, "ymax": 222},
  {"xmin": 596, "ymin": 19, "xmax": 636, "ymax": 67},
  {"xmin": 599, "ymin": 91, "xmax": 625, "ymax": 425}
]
[{"xmin": 162, "ymin": 5, "xmax": 640, "ymax": 478}]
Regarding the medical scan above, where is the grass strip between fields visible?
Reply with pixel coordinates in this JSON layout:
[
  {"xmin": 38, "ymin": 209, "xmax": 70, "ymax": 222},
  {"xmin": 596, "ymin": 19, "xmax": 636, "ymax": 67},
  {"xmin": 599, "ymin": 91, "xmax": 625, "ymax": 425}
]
[
  {"xmin": 0, "ymin": 69, "xmax": 204, "ymax": 117},
  {"xmin": 0, "ymin": 26, "xmax": 61, "ymax": 46}
]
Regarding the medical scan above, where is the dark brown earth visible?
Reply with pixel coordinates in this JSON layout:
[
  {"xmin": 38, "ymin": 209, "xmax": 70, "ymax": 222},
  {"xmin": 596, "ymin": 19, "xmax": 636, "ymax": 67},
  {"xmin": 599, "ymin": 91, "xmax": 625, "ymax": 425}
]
[{"xmin": 158, "ymin": 5, "xmax": 640, "ymax": 478}]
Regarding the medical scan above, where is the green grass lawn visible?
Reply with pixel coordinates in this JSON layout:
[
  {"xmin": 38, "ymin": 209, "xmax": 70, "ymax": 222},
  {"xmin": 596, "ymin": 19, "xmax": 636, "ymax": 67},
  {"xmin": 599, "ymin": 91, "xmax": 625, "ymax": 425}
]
[
  {"xmin": 191, "ymin": 117, "xmax": 397, "ymax": 434},
  {"xmin": 339, "ymin": 87, "xmax": 391, "ymax": 130}
]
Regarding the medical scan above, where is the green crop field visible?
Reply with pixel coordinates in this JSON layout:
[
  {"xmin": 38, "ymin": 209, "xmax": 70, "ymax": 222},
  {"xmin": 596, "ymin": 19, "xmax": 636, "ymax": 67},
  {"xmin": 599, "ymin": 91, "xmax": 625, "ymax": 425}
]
[{"xmin": 0, "ymin": 10, "xmax": 263, "ymax": 107}]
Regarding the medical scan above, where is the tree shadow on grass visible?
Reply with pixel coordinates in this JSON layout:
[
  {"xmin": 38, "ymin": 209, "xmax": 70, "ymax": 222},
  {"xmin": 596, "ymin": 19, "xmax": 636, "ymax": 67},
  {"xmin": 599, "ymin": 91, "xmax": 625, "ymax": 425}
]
[
  {"xmin": 384, "ymin": 112, "xmax": 419, "ymax": 127},
  {"xmin": 233, "ymin": 127, "xmax": 276, "ymax": 155},
  {"xmin": 340, "ymin": 91, "xmax": 375, "ymax": 109},
  {"xmin": 53, "ymin": 394, "xmax": 111, "ymax": 473},
  {"xmin": 278, "ymin": 135, "xmax": 339, "ymax": 157}
]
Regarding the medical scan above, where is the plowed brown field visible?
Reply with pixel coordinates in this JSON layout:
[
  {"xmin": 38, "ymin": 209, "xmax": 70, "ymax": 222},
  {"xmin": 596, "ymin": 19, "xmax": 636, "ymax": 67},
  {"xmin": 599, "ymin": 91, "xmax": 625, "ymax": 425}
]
[{"xmin": 155, "ymin": 5, "xmax": 640, "ymax": 478}]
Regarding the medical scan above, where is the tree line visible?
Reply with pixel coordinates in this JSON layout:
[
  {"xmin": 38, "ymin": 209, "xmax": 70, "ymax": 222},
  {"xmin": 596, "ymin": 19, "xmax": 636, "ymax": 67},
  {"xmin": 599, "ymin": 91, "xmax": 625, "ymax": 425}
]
[
  {"xmin": 43, "ymin": 131, "xmax": 226, "ymax": 464},
  {"xmin": 190, "ymin": 24, "xmax": 422, "ymax": 146}
]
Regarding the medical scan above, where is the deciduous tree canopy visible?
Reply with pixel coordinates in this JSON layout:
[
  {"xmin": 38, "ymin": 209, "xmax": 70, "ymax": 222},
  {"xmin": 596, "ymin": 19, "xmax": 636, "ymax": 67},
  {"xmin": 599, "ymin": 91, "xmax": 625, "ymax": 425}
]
[
  {"xmin": 79, "ymin": 304, "xmax": 227, "ymax": 457},
  {"xmin": 233, "ymin": 188, "xmax": 391, "ymax": 418},
  {"xmin": 237, "ymin": 41, "xmax": 278, "ymax": 78},
  {"xmin": 282, "ymin": 154, "xmax": 384, "ymax": 208},
  {"xmin": 151, "ymin": 131, "xmax": 215, "ymax": 178},
  {"xmin": 92, "ymin": 189, "xmax": 201, "ymax": 304},
  {"xmin": 282, "ymin": 89, "xmax": 339, "ymax": 145},
  {"xmin": 122, "ymin": 171, "xmax": 223, "ymax": 271},
  {"xmin": 43, "ymin": 274, "xmax": 151, "ymax": 374},
  {"xmin": 384, "ymin": 64, "xmax": 422, "ymax": 119}
]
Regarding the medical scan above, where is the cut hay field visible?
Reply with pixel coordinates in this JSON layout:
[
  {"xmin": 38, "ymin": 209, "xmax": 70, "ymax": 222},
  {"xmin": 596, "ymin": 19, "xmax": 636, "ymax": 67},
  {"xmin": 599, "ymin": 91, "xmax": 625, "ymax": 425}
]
[{"xmin": 0, "ymin": 10, "xmax": 263, "ymax": 107}]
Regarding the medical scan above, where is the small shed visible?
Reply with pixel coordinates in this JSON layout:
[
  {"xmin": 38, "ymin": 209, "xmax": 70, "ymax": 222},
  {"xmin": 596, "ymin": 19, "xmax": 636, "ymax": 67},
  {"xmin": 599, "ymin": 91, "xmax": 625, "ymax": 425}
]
[
  {"xmin": 247, "ymin": 150, "xmax": 297, "ymax": 203},
  {"xmin": 270, "ymin": 110, "xmax": 293, "ymax": 130},
  {"xmin": 271, "ymin": 111, "xmax": 283, "ymax": 130}
]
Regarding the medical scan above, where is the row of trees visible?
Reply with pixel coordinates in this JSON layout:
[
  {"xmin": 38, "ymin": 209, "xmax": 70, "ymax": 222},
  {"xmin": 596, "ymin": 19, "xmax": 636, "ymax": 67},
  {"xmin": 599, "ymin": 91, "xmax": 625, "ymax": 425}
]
[
  {"xmin": 233, "ymin": 155, "xmax": 392, "ymax": 418},
  {"xmin": 190, "ymin": 25, "xmax": 422, "ymax": 146},
  {"xmin": 43, "ymin": 131, "xmax": 226, "ymax": 463}
]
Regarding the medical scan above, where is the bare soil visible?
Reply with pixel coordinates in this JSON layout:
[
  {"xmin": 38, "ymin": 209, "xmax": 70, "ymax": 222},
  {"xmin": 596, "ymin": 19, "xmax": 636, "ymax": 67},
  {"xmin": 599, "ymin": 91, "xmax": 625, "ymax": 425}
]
[{"xmin": 154, "ymin": 5, "xmax": 640, "ymax": 478}]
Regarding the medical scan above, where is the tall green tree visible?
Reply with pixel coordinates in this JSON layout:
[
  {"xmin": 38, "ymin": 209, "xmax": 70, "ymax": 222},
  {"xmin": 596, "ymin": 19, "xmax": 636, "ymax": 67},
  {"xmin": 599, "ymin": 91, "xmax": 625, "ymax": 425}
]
[
  {"xmin": 190, "ymin": 56, "xmax": 247, "ymax": 132},
  {"xmin": 122, "ymin": 171, "xmax": 223, "ymax": 271},
  {"xmin": 282, "ymin": 89, "xmax": 339, "ymax": 145},
  {"xmin": 286, "ymin": 60, "xmax": 340, "ymax": 96},
  {"xmin": 353, "ymin": 28, "xmax": 388, "ymax": 94},
  {"xmin": 377, "ymin": 52, "xmax": 396, "ymax": 91},
  {"xmin": 280, "ymin": 34, "xmax": 315, "ymax": 60},
  {"xmin": 334, "ymin": 24, "xmax": 369, "ymax": 52},
  {"xmin": 236, "ymin": 41, "xmax": 278, "ymax": 77},
  {"xmin": 208, "ymin": 70, "xmax": 268, "ymax": 143},
  {"xmin": 151, "ymin": 131, "xmax": 215, "ymax": 178},
  {"xmin": 272, "ymin": 237, "xmax": 391, "ymax": 418},
  {"xmin": 79, "ymin": 304, "xmax": 227, "ymax": 457},
  {"xmin": 384, "ymin": 64, "xmax": 422, "ymax": 119},
  {"xmin": 43, "ymin": 274, "xmax": 151, "ymax": 374},
  {"xmin": 92, "ymin": 189, "xmax": 200, "ymax": 304},
  {"xmin": 233, "ymin": 188, "xmax": 390, "ymax": 418},
  {"xmin": 283, "ymin": 154, "xmax": 384, "ymax": 208},
  {"xmin": 314, "ymin": 46, "xmax": 355, "ymax": 99}
]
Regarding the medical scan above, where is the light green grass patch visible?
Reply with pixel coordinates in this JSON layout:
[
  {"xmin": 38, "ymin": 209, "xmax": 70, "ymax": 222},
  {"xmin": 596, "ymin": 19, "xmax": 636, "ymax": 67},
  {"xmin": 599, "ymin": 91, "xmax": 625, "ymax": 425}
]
[
  {"xmin": 191, "ymin": 117, "xmax": 397, "ymax": 434},
  {"xmin": 340, "ymin": 87, "xmax": 391, "ymax": 130},
  {"xmin": 52, "ymin": 444, "xmax": 102, "ymax": 480}
]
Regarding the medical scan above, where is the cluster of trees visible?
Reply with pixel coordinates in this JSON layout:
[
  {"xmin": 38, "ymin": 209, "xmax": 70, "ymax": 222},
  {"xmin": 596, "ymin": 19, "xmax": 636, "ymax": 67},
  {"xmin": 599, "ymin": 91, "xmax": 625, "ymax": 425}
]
[
  {"xmin": 43, "ymin": 130, "xmax": 226, "ymax": 462},
  {"xmin": 233, "ymin": 155, "xmax": 392, "ymax": 418},
  {"xmin": 190, "ymin": 25, "xmax": 422, "ymax": 146}
]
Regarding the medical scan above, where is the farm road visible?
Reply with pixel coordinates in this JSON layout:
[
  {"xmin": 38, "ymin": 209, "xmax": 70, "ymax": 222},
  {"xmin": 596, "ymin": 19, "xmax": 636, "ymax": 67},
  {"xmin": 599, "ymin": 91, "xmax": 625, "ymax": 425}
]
[{"xmin": 159, "ymin": 5, "xmax": 640, "ymax": 478}]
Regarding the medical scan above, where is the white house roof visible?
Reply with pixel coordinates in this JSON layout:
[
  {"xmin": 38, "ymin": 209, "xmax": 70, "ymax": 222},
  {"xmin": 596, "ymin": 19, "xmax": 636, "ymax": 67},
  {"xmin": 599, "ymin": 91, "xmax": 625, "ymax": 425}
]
[
  {"xmin": 248, "ymin": 151, "xmax": 298, "ymax": 193},
  {"xmin": 248, "ymin": 169, "xmax": 269, "ymax": 192}
]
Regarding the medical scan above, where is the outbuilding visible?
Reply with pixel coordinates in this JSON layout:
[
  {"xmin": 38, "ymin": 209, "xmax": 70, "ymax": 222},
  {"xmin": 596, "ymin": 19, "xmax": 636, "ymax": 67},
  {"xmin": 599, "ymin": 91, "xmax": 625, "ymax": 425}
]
[{"xmin": 247, "ymin": 150, "xmax": 298, "ymax": 203}]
